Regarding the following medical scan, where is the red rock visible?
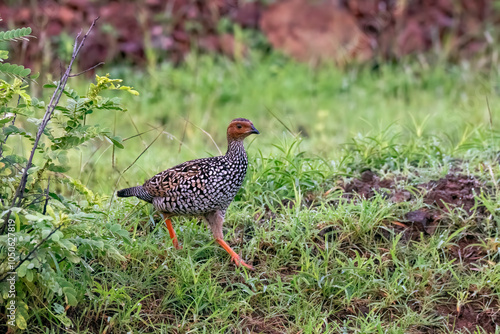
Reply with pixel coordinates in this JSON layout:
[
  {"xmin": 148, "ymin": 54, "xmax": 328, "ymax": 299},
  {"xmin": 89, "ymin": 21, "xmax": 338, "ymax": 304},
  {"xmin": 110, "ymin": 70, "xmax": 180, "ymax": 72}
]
[
  {"xmin": 260, "ymin": 0, "xmax": 373, "ymax": 64},
  {"xmin": 232, "ymin": 2, "xmax": 262, "ymax": 29},
  {"xmin": 396, "ymin": 19, "xmax": 426, "ymax": 56}
]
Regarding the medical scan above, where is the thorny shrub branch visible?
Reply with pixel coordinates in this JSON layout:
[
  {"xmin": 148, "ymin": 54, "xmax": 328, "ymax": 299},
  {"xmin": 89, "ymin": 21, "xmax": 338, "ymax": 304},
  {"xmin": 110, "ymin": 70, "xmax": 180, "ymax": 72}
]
[
  {"xmin": 12, "ymin": 17, "xmax": 100, "ymax": 207},
  {"xmin": 1, "ymin": 18, "xmax": 99, "ymax": 234}
]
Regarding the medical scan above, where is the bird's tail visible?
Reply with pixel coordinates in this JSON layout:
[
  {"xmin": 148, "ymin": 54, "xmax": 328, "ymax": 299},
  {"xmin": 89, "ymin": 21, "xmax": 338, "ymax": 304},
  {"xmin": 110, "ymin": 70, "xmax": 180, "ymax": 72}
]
[
  {"xmin": 116, "ymin": 186, "xmax": 154, "ymax": 203},
  {"xmin": 117, "ymin": 186, "xmax": 142, "ymax": 198}
]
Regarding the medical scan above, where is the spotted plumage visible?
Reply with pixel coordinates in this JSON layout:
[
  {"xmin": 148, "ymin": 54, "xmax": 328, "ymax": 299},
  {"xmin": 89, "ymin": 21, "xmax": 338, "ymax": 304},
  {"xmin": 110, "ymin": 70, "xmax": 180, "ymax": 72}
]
[{"xmin": 117, "ymin": 118, "xmax": 259, "ymax": 270}]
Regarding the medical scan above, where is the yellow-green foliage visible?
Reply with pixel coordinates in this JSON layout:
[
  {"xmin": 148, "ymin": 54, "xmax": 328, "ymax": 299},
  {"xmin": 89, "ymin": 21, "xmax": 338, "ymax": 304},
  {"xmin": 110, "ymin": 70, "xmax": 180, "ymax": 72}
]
[
  {"xmin": 0, "ymin": 69, "xmax": 136, "ymax": 331},
  {"xmin": 0, "ymin": 78, "xmax": 31, "ymax": 106},
  {"xmin": 87, "ymin": 73, "xmax": 139, "ymax": 104}
]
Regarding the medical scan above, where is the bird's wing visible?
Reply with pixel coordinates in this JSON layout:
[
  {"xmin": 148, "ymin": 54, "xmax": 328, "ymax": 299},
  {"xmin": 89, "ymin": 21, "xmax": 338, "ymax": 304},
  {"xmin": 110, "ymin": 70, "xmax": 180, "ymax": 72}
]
[{"xmin": 142, "ymin": 158, "xmax": 209, "ymax": 197}]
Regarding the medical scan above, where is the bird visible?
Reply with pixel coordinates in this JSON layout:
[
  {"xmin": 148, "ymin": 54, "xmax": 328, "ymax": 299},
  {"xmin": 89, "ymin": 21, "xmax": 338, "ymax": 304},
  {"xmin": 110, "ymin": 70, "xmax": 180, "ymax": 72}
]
[{"xmin": 117, "ymin": 118, "xmax": 259, "ymax": 270}]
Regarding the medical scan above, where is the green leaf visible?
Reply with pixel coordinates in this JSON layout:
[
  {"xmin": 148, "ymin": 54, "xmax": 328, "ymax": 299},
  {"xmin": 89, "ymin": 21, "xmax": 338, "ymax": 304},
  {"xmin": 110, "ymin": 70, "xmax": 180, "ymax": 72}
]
[
  {"xmin": 106, "ymin": 135, "xmax": 124, "ymax": 149},
  {"xmin": 12, "ymin": 65, "xmax": 21, "ymax": 75},
  {"xmin": 109, "ymin": 223, "xmax": 121, "ymax": 233},
  {"xmin": 0, "ymin": 27, "xmax": 31, "ymax": 42},
  {"xmin": 25, "ymin": 269, "xmax": 34, "ymax": 282},
  {"xmin": 119, "ymin": 86, "xmax": 140, "ymax": 96},
  {"xmin": 56, "ymin": 278, "xmax": 72, "ymax": 289},
  {"xmin": 59, "ymin": 239, "xmax": 78, "ymax": 252},
  {"xmin": 55, "ymin": 313, "xmax": 73, "ymax": 327},
  {"xmin": 0, "ymin": 116, "xmax": 13, "ymax": 124},
  {"xmin": 16, "ymin": 313, "xmax": 27, "ymax": 329},
  {"xmin": 51, "ymin": 232, "xmax": 60, "ymax": 242},
  {"xmin": 0, "ymin": 63, "xmax": 31, "ymax": 77},
  {"xmin": 66, "ymin": 252, "xmax": 81, "ymax": 264},
  {"xmin": 116, "ymin": 229, "xmax": 130, "ymax": 240},
  {"xmin": 53, "ymin": 303, "xmax": 65, "ymax": 315},
  {"xmin": 17, "ymin": 263, "xmax": 27, "ymax": 278},
  {"xmin": 19, "ymin": 300, "xmax": 28, "ymax": 311},
  {"xmin": 55, "ymin": 106, "xmax": 69, "ymax": 112},
  {"xmin": 16, "ymin": 301, "xmax": 29, "ymax": 330},
  {"xmin": 3, "ymin": 125, "xmax": 21, "ymax": 136},
  {"xmin": 0, "ymin": 50, "xmax": 8, "ymax": 60},
  {"xmin": 63, "ymin": 287, "xmax": 78, "ymax": 306},
  {"xmin": 20, "ymin": 68, "xmax": 31, "ymax": 76},
  {"xmin": 41, "ymin": 229, "xmax": 51, "ymax": 239},
  {"xmin": 47, "ymin": 163, "xmax": 70, "ymax": 173}
]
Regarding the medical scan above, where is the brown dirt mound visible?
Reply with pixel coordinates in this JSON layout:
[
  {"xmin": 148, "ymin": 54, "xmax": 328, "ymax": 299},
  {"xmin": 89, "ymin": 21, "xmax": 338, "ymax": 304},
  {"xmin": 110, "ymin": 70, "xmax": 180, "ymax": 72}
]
[
  {"xmin": 342, "ymin": 170, "xmax": 409, "ymax": 202},
  {"xmin": 239, "ymin": 312, "xmax": 288, "ymax": 334},
  {"xmin": 338, "ymin": 170, "xmax": 488, "ymax": 238},
  {"xmin": 421, "ymin": 174, "xmax": 482, "ymax": 214},
  {"xmin": 436, "ymin": 300, "xmax": 500, "ymax": 333},
  {"xmin": 341, "ymin": 170, "xmax": 485, "ymax": 218},
  {"xmin": 448, "ymin": 234, "xmax": 488, "ymax": 266}
]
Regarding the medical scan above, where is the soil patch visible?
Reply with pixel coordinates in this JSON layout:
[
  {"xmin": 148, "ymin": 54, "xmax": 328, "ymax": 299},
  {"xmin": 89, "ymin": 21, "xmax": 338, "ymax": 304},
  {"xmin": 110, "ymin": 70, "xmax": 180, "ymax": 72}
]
[
  {"xmin": 342, "ymin": 170, "xmax": 408, "ymax": 202},
  {"xmin": 336, "ymin": 171, "xmax": 498, "ymax": 332},
  {"xmin": 436, "ymin": 300, "xmax": 500, "ymax": 333},
  {"xmin": 448, "ymin": 234, "xmax": 488, "ymax": 266},
  {"xmin": 421, "ymin": 174, "xmax": 482, "ymax": 214},
  {"xmin": 341, "ymin": 170, "xmax": 484, "ymax": 211},
  {"xmin": 340, "ymin": 170, "xmax": 487, "ymax": 234},
  {"xmin": 333, "ymin": 170, "xmax": 493, "ymax": 258},
  {"xmin": 239, "ymin": 312, "xmax": 288, "ymax": 334}
]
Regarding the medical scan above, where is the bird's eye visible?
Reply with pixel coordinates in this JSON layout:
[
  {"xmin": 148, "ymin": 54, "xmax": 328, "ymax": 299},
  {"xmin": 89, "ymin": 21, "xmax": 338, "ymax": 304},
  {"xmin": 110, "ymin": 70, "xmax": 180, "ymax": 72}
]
[{"xmin": 237, "ymin": 124, "xmax": 242, "ymax": 129}]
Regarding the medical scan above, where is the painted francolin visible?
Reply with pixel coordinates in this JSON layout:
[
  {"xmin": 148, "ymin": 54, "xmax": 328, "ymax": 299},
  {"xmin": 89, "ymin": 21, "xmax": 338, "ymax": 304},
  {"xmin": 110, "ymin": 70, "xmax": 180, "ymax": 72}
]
[{"xmin": 117, "ymin": 118, "xmax": 259, "ymax": 270}]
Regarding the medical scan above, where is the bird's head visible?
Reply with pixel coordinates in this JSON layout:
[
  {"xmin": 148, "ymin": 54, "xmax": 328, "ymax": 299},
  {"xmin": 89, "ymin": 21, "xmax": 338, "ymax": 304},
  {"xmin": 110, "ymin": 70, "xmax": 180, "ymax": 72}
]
[{"xmin": 227, "ymin": 118, "xmax": 259, "ymax": 141}]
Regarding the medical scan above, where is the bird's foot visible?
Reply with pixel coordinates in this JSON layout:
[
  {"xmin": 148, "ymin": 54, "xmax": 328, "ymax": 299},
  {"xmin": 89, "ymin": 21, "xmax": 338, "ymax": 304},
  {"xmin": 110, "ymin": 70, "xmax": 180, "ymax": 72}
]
[
  {"xmin": 172, "ymin": 238, "xmax": 182, "ymax": 250},
  {"xmin": 231, "ymin": 254, "xmax": 254, "ymax": 270},
  {"xmin": 215, "ymin": 238, "xmax": 254, "ymax": 270}
]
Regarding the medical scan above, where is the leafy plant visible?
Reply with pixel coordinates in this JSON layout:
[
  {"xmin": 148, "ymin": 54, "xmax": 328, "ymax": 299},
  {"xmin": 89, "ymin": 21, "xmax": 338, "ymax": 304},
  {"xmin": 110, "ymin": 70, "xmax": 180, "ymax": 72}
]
[
  {"xmin": 0, "ymin": 21, "xmax": 137, "ymax": 330},
  {"xmin": 0, "ymin": 23, "xmax": 33, "ymax": 78}
]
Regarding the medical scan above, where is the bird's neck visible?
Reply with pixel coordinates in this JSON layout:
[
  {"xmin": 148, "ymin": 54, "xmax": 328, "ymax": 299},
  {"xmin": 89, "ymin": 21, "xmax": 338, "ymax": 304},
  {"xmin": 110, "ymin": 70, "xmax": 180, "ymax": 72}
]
[{"xmin": 225, "ymin": 138, "xmax": 247, "ymax": 161}]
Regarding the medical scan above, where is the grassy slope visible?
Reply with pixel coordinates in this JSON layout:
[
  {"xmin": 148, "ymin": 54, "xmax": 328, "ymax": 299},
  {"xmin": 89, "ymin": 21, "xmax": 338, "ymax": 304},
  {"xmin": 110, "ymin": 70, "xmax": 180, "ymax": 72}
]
[{"xmin": 28, "ymin": 55, "xmax": 500, "ymax": 333}]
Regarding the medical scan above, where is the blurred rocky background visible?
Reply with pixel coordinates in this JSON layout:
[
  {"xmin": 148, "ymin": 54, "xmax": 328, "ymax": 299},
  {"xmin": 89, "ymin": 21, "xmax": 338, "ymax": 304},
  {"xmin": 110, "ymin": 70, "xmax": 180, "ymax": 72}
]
[{"xmin": 1, "ymin": 0, "xmax": 498, "ymax": 73}]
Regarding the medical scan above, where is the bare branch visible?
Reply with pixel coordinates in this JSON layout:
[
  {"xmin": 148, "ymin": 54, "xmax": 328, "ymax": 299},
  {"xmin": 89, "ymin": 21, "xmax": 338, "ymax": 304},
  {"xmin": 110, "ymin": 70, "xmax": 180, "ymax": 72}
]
[
  {"xmin": 69, "ymin": 62, "xmax": 105, "ymax": 77},
  {"xmin": 11, "ymin": 17, "xmax": 99, "ymax": 209},
  {"xmin": 3, "ymin": 17, "xmax": 100, "ymax": 234},
  {"xmin": 42, "ymin": 176, "xmax": 51, "ymax": 215}
]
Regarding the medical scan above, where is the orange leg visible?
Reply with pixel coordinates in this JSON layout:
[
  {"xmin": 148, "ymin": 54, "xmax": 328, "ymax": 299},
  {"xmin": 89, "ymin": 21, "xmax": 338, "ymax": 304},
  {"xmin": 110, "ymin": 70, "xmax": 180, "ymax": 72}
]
[
  {"xmin": 162, "ymin": 216, "xmax": 182, "ymax": 250},
  {"xmin": 216, "ymin": 238, "xmax": 254, "ymax": 270}
]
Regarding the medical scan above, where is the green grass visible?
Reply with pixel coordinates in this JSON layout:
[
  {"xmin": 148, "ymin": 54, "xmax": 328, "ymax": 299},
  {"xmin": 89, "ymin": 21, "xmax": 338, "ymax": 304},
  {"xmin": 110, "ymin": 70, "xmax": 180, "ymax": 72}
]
[
  {"xmin": 19, "ymin": 55, "xmax": 500, "ymax": 333},
  {"xmin": 51, "ymin": 53, "xmax": 500, "ymax": 193}
]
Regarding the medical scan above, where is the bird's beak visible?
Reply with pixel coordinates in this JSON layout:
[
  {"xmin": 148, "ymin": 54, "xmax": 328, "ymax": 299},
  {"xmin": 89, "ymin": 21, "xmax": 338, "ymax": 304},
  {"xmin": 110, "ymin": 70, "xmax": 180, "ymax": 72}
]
[{"xmin": 249, "ymin": 124, "xmax": 260, "ymax": 135}]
